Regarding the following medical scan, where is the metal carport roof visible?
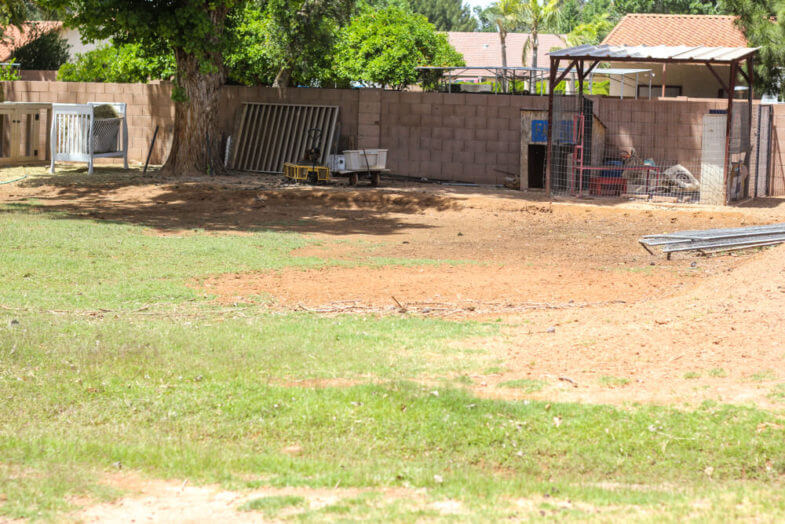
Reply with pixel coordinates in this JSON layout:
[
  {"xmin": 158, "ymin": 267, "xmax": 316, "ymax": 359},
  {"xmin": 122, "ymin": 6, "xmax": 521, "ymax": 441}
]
[{"xmin": 548, "ymin": 44, "xmax": 758, "ymax": 64}]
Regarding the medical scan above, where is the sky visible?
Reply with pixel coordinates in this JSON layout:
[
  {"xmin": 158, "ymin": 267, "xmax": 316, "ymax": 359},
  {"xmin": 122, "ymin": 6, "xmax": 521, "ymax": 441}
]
[{"xmin": 465, "ymin": 0, "xmax": 496, "ymax": 11}]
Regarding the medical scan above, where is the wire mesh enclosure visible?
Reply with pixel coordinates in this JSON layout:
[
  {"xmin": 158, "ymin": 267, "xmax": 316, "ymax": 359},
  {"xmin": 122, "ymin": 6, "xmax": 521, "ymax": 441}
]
[
  {"xmin": 49, "ymin": 103, "xmax": 129, "ymax": 175},
  {"xmin": 547, "ymin": 94, "xmax": 760, "ymax": 204}
]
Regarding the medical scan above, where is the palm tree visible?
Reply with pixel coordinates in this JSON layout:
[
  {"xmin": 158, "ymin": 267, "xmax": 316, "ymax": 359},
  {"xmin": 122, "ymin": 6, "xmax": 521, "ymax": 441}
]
[
  {"xmin": 487, "ymin": 0, "xmax": 559, "ymax": 92},
  {"xmin": 486, "ymin": 0, "xmax": 524, "ymax": 92},
  {"xmin": 517, "ymin": 0, "xmax": 559, "ymax": 92},
  {"xmin": 519, "ymin": 0, "xmax": 560, "ymax": 71}
]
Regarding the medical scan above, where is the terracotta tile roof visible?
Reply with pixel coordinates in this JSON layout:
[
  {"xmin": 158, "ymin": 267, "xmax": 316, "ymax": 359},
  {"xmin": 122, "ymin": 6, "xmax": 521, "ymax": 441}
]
[
  {"xmin": 602, "ymin": 14, "xmax": 747, "ymax": 48},
  {"xmin": 0, "ymin": 21, "xmax": 63, "ymax": 61},
  {"xmin": 447, "ymin": 31, "xmax": 567, "ymax": 68}
]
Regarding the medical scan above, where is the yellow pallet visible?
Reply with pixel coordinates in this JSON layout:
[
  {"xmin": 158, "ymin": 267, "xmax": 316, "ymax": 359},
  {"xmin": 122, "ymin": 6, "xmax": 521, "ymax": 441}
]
[{"xmin": 283, "ymin": 162, "xmax": 330, "ymax": 183}]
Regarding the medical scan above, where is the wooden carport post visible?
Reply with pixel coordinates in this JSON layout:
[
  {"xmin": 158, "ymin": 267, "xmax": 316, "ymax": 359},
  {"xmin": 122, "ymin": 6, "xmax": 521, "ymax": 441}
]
[
  {"xmin": 743, "ymin": 56, "xmax": 755, "ymax": 197},
  {"xmin": 545, "ymin": 57, "xmax": 559, "ymax": 197},
  {"xmin": 723, "ymin": 61, "xmax": 737, "ymax": 205},
  {"xmin": 545, "ymin": 57, "xmax": 577, "ymax": 197}
]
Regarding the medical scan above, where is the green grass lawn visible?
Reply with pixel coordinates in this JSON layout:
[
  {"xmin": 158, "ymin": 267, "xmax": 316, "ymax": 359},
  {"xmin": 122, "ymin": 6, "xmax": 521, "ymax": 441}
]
[{"xmin": 2, "ymin": 193, "xmax": 785, "ymax": 521}]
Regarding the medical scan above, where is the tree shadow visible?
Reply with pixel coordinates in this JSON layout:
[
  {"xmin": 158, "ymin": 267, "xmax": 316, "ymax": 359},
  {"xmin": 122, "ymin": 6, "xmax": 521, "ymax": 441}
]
[
  {"xmin": 9, "ymin": 167, "xmax": 465, "ymax": 236},
  {"xmin": 731, "ymin": 197, "xmax": 785, "ymax": 210}
]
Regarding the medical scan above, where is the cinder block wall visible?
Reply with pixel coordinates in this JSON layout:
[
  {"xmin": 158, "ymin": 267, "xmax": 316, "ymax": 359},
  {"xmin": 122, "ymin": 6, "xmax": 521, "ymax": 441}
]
[
  {"xmin": 378, "ymin": 92, "xmax": 547, "ymax": 185},
  {"xmin": 2, "ymin": 80, "xmax": 175, "ymax": 164},
  {"xmin": 3, "ymin": 80, "xmax": 785, "ymax": 194}
]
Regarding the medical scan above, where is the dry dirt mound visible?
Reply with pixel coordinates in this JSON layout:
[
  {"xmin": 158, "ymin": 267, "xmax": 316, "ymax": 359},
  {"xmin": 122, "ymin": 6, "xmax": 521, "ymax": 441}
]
[{"xmin": 472, "ymin": 245, "xmax": 785, "ymax": 407}]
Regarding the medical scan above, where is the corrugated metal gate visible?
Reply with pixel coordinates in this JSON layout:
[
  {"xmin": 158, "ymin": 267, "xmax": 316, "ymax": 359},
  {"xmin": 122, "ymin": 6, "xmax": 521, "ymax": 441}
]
[{"xmin": 229, "ymin": 103, "xmax": 339, "ymax": 173}]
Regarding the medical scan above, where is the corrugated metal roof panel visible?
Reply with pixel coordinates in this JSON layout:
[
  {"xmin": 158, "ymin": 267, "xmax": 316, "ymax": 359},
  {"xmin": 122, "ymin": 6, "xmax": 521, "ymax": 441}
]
[{"xmin": 548, "ymin": 44, "xmax": 757, "ymax": 63}]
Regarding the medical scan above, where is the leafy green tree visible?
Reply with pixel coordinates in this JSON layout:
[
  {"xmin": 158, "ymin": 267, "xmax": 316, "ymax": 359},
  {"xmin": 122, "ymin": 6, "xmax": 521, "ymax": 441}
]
[
  {"xmin": 254, "ymin": 0, "xmax": 354, "ymax": 87},
  {"xmin": 613, "ymin": 0, "xmax": 720, "ymax": 14},
  {"xmin": 518, "ymin": 0, "xmax": 560, "ymax": 69},
  {"xmin": 22, "ymin": 0, "xmax": 64, "ymax": 19},
  {"xmin": 408, "ymin": 0, "xmax": 477, "ymax": 31},
  {"xmin": 334, "ymin": 5, "xmax": 464, "ymax": 89},
  {"xmin": 41, "ymin": 0, "xmax": 242, "ymax": 176},
  {"xmin": 724, "ymin": 0, "xmax": 784, "ymax": 97},
  {"xmin": 577, "ymin": 0, "xmax": 619, "ymax": 27},
  {"xmin": 486, "ymin": 0, "xmax": 525, "ymax": 71},
  {"xmin": 0, "ymin": 0, "xmax": 27, "ymax": 26},
  {"xmin": 10, "ymin": 22, "xmax": 70, "ymax": 70},
  {"xmin": 57, "ymin": 44, "xmax": 175, "ymax": 83},
  {"xmin": 554, "ymin": 0, "xmax": 581, "ymax": 33},
  {"xmin": 474, "ymin": 5, "xmax": 498, "ymax": 32},
  {"xmin": 565, "ymin": 13, "xmax": 614, "ymax": 46},
  {"xmin": 223, "ymin": 3, "xmax": 276, "ymax": 86}
]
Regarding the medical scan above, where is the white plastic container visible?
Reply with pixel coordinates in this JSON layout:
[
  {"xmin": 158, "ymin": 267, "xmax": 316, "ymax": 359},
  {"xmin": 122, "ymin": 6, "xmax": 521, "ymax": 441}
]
[
  {"xmin": 327, "ymin": 154, "xmax": 346, "ymax": 171},
  {"xmin": 343, "ymin": 149, "xmax": 388, "ymax": 170}
]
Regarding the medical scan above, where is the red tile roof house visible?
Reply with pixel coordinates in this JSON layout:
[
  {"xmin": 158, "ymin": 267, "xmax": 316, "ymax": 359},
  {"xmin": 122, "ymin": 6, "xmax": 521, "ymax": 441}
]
[
  {"xmin": 445, "ymin": 32, "xmax": 567, "ymax": 90},
  {"xmin": 1, "ymin": 21, "xmax": 106, "ymax": 79},
  {"xmin": 447, "ymin": 31, "xmax": 568, "ymax": 69},
  {"xmin": 599, "ymin": 14, "xmax": 751, "ymax": 99}
]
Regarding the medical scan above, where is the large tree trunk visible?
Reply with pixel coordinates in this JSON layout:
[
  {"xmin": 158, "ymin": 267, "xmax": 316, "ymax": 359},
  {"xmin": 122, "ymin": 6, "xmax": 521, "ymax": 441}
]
[{"xmin": 160, "ymin": 10, "xmax": 228, "ymax": 177}]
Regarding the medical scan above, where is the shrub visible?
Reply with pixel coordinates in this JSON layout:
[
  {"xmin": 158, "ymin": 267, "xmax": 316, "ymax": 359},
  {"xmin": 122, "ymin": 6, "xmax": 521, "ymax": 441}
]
[{"xmin": 57, "ymin": 43, "xmax": 174, "ymax": 83}]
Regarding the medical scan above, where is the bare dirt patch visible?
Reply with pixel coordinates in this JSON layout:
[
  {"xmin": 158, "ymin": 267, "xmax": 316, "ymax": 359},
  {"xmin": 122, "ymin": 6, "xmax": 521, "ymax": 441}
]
[
  {"xmin": 4, "ymin": 168, "xmax": 785, "ymax": 407},
  {"xmin": 466, "ymin": 244, "xmax": 785, "ymax": 408},
  {"xmin": 66, "ymin": 471, "xmax": 444, "ymax": 523},
  {"xmin": 194, "ymin": 184, "xmax": 764, "ymax": 311},
  {"xmin": 205, "ymin": 263, "xmax": 687, "ymax": 310}
]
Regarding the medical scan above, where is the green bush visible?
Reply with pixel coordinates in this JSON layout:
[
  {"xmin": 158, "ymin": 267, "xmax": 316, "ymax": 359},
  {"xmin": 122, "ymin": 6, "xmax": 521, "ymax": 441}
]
[
  {"xmin": 0, "ymin": 59, "xmax": 21, "ymax": 81},
  {"xmin": 57, "ymin": 43, "xmax": 175, "ymax": 83}
]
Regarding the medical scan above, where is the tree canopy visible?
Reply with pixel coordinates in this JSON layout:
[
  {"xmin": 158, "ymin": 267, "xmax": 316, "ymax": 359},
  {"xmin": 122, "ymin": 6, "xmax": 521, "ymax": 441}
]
[
  {"xmin": 334, "ymin": 4, "xmax": 464, "ymax": 89},
  {"xmin": 57, "ymin": 43, "xmax": 174, "ymax": 83},
  {"xmin": 39, "ymin": 0, "xmax": 245, "ymax": 175},
  {"xmin": 0, "ymin": 0, "xmax": 27, "ymax": 26},
  {"xmin": 724, "ymin": 0, "xmax": 784, "ymax": 97},
  {"xmin": 517, "ymin": 0, "xmax": 559, "ymax": 69},
  {"xmin": 408, "ymin": 0, "xmax": 477, "ymax": 31},
  {"xmin": 10, "ymin": 23, "xmax": 70, "ymax": 70}
]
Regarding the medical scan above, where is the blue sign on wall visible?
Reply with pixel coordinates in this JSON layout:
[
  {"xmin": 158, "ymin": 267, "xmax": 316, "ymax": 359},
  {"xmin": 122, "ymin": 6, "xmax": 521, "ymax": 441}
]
[{"xmin": 531, "ymin": 120, "xmax": 548, "ymax": 143}]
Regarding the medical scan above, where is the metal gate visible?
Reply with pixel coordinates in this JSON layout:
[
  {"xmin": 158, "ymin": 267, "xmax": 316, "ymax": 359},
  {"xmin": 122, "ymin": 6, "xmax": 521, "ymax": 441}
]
[{"xmin": 229, "ymin": 103, "xmax": 339, "ymax": 173}]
